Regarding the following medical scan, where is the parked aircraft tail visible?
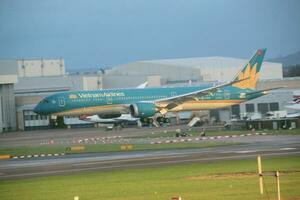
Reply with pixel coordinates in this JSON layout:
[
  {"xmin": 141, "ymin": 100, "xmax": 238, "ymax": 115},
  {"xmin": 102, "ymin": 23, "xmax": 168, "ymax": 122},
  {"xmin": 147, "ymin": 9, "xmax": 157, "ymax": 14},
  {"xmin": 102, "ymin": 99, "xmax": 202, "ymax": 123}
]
[
  {"xmin": 232, "ymin": 48, "xmax": 266, "ymax": 89},
  {"xmin": 293, "ymin": 94, "xmax": 300, "ymax": 104}
]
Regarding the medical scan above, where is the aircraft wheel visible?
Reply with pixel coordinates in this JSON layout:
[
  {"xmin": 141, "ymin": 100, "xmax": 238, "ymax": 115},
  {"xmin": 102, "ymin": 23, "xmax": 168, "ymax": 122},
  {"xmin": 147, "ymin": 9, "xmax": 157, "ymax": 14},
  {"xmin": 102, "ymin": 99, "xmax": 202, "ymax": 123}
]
[
  {"xmin": 164, "ymin": 118, "xmax": 170, "ymax": 123},
  {"xmin": 148, "ymin": 118, "xmax": 154, "ymax": 124}
]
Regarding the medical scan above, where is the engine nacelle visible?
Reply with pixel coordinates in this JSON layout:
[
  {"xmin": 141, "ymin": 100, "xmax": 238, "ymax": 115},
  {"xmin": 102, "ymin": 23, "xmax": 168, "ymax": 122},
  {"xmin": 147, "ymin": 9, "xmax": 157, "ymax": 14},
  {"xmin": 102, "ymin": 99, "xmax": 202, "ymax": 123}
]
[{"xmin": 130, "ymin": 102, "xmax": 157, "ymax": 118}]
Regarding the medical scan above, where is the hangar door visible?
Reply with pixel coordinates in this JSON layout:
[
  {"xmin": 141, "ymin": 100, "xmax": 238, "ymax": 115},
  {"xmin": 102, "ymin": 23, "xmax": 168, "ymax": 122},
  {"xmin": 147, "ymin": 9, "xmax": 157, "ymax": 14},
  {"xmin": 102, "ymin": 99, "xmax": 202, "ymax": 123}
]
[{"xmin": 23, "ymin": 110, "xmax": 49, "ymax": 130}]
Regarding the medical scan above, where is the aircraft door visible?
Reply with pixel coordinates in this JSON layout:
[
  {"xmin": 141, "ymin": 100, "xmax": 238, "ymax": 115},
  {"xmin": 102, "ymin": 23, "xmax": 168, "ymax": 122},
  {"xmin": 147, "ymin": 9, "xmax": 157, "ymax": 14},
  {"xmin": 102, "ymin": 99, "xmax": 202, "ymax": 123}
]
[
  {"xmin": 171, "ymin": 92, "xmax": 177, "ymax": 97},
  {"xmin": 58, "ymin": 97, "xmax": 66, "ymax": 107},
  {"xmin": 106, "ymin": 96, "xmax": 113, "ymax": 104},
  {"xmin": 224, "ymin": 90, "xmax": 230, "ymax": 100}
]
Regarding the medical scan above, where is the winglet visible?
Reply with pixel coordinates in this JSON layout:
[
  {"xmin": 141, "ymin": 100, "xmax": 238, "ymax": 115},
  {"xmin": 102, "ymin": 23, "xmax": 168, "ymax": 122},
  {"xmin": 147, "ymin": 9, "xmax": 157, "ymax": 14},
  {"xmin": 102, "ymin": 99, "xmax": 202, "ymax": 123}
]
[{"xmin": 232, "ymin": 49, "xmax": 267, "ymax": 89}]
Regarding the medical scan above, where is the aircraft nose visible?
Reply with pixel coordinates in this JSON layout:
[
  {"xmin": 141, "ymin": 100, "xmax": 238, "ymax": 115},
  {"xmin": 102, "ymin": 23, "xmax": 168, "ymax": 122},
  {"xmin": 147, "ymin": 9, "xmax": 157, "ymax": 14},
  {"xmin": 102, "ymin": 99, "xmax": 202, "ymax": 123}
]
[{"xmin": 33, "ymin": 104, "xmax": 41, "ymax": 114}]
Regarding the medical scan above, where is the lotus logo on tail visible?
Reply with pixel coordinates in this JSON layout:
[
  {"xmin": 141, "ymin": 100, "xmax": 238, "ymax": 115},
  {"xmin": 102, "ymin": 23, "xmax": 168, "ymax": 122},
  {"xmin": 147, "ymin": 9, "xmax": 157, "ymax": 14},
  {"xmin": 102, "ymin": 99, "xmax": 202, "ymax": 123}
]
[
  {"xmin": 232, "ymin": 49, "xmax": 266, "ymax": 89},
  {"xmin": 233, "ymin": 63, "xmax": 259, "ymax": 89},
  {"xmin": 257, "ymin": 49, "xmax": 263, "ymax": 55}
]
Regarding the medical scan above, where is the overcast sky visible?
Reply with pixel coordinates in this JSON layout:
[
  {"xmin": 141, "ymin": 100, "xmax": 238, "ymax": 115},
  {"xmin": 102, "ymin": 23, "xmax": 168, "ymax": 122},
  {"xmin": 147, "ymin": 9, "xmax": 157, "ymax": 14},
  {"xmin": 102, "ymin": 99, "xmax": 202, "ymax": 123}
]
[{"xmin": 0, "ymin": 0, "xmax": 299, "ymax": 69}]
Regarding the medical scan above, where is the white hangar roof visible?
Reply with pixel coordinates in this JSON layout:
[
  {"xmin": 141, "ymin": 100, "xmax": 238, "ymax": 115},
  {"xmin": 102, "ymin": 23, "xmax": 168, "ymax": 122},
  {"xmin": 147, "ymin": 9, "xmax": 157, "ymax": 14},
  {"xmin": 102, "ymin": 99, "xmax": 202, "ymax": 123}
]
[
  {"xmin": 109, "ymin": 56, "xmax": 283, "ymax": 82},
  {"xmin": 140, "ymin": 56, "xmax": 246, "ymax": 68}
]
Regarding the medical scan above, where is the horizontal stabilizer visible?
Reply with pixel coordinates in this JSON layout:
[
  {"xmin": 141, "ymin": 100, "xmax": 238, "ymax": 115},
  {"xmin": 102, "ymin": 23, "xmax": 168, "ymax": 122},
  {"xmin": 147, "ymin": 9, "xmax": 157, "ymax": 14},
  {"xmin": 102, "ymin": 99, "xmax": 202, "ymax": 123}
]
[{"xmin": 246, "ymin": 87, "xmax": 283, "ymax": 95}]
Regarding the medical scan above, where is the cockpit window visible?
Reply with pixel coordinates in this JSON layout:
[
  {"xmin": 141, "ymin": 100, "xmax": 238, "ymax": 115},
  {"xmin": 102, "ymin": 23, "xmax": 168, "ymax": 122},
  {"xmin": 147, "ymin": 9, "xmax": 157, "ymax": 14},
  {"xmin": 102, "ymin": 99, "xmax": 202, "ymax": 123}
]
[{"xmin": 42, "ymin": 99, "xmax": 49, "ymax": 103}]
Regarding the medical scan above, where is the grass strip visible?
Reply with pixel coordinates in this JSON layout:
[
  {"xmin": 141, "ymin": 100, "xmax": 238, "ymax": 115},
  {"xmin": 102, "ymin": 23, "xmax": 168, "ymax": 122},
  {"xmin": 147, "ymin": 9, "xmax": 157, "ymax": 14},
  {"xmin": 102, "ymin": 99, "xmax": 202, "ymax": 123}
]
[
  {"xmin": 0, "ymin": 141, "xmax": 234, "ymax": 156},
  {"xmin": 0, "ymin": 155, "xmax": 299, "ymax": 200}
]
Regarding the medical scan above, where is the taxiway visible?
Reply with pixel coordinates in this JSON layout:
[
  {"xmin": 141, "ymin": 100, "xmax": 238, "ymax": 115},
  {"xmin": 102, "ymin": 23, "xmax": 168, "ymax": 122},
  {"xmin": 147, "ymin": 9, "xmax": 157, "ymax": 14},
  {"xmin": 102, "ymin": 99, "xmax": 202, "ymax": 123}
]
[{"xmin": 0, "ymin": 134, "xmax": 299, "ymax": 180}]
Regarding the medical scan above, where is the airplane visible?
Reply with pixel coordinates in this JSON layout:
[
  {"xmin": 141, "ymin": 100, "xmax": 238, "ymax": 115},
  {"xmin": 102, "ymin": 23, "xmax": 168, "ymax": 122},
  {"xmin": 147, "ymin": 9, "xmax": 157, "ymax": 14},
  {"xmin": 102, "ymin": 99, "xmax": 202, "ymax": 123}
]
[
  {"xmin": 286, "ymin": 91, "xmax": 300, "ymax": 110},
  {"xmin": 284, "ymin": 91, "xmax": 300, "ymax": 118},
  {"xmin": 77, "ymin": 82, "xmax": 147, "ymax": 128},
  {"xmin": 34, "ymin": 49, "xmax": 276, "ymax": 124}
]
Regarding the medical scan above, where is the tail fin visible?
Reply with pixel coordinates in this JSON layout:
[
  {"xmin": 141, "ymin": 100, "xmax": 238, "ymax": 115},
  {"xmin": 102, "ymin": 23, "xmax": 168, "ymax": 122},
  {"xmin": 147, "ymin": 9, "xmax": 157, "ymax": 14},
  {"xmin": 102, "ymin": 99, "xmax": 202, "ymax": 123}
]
[
  {"xmin": 293, "ymin": 95, "xmax": 300, "ymax": 104},
  {"xmin": 232, "ymin": 48, "xmax": 267, "ymax": 89}
]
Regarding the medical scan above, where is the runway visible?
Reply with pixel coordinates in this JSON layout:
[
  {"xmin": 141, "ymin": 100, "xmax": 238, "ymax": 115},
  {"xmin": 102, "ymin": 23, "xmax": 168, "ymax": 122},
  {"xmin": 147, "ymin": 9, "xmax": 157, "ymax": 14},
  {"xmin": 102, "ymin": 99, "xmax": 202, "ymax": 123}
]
[{"xmin": 0, "ymin": 135, "xmax": 299, "ymax": 180}]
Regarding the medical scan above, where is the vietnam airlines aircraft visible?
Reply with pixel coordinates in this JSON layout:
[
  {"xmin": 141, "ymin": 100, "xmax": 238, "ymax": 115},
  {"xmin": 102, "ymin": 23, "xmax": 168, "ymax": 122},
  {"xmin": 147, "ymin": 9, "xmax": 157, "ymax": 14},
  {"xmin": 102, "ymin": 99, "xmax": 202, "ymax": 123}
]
[{"xmin": 34, "ymin": 49, "xmax": 274, "ymax": 121}]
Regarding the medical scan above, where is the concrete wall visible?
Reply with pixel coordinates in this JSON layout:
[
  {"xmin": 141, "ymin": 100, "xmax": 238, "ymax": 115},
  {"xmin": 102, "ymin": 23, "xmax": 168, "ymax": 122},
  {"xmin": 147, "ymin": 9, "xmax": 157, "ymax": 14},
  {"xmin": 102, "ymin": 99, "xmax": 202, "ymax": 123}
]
[
  {"xmin": 0, "ymin": 60, "xmax": 18, "ymax": 84},
  {"xmin": 239, "ymin": 89, "xmax": 295, "ymax": 116},
  {"xmin": 0, "ymin": 84, "xmax": 16, "ymax": 131},
  {"xmin": 17, "ymin": 59, "xmax": 65, "ymax": 77},
  {"xmin": 0, "ymin": 96, "xmax": 2, "ymax": 133},
  {"xmin": 15, "ymin": 96, "xmax": 44, "ymax": 107},
  {"xmin": 83, "ymin": 76, "xmax": 103, "ymax": 90},
  {"xmin": 102, "ymin": 75, "xmax": 147, "ymax": 89},
  {"xmin": 147, "ymin": 75, "xmax": 161, "ymax": 87},
  {"xmin": 257, "ymin": 77, "xmax": 300, "ymax": 90},
  {"xmin": 14, "ymin": 77, "xmax": 72, "ymax": 95},
  {"xmin": 192, "ymin": 60, "xmax": 282, "ymax": 82},
  {"xmin": 108, "ymin": 62, "xmax": 202, "ymax": 83},
  {"xmin": 68, "ymin": 76, "xmax": 84, "ymax": 91}
]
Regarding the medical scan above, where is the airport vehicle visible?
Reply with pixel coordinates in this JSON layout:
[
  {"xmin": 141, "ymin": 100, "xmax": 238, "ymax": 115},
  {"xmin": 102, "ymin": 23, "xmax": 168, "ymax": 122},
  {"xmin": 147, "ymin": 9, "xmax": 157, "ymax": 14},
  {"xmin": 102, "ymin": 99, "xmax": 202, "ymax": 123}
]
[
  {"xmin": 77, "ymin": 83, "xmax": 145, "ymax": 127},
  {"xmin": 266, "ymin": 111, "xmax": 288, "ymax": 119},
  {"xmin": 79, "ymin": 114, "xmax": 138, "ymax": 123},
  {"xmin": 79, "ymin": 114, "xmax": 139, "ymax": 129},
  {"xmin": 77, "ymin": 114, "xmax": 137, "ymax": 130},
  {"xmin": 34, "ymin": 49, "xmax": 275, "ymax": 123}
]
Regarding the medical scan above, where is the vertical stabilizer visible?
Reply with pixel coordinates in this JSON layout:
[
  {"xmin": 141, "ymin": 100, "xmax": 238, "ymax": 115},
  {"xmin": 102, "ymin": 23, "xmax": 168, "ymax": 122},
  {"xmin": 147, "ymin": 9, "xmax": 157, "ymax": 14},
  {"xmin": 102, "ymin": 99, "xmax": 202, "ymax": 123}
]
[{"xmin": 232, "ymin": 48, "xmax": 266, "ymax": 89}]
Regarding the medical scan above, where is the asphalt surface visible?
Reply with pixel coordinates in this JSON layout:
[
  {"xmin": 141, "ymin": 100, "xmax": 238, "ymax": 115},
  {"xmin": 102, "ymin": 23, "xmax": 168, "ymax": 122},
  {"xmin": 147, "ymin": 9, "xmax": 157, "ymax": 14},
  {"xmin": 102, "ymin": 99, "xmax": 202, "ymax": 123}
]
[
  {"xmin": 0, "ymin": 134, "xmax": 299, "ymax": 180},
  {"xmin": 0, "ymin": 126, "xmax": 184, "ymax": 147}
]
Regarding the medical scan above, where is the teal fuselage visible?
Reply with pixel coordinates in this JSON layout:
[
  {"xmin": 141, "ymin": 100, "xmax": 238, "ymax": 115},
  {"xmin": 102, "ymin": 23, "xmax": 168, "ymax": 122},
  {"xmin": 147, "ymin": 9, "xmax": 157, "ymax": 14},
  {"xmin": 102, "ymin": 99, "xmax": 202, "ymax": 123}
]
[{"xmin": 34, "ymin": 84, "xmax": 264, "ymax": 117}]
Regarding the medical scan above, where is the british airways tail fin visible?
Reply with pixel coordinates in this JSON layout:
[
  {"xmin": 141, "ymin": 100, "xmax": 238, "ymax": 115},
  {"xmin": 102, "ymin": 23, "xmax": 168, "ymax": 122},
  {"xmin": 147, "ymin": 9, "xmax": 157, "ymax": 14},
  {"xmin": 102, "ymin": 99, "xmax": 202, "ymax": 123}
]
[
  {"xmin": 293, "ymin": 94, "xmax": 300, "ymax": 104},
  {"xmin": 232, "ymin": 48, "xmax": 267, "ymax": 89}
]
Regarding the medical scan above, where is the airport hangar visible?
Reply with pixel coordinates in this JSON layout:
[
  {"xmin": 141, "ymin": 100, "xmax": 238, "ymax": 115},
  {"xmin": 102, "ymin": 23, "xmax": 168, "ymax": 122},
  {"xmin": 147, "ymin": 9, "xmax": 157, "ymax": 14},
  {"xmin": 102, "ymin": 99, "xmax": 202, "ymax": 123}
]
[{"xmin": 0, "ymin": 55, "xmax": 299, "ymax": 132}]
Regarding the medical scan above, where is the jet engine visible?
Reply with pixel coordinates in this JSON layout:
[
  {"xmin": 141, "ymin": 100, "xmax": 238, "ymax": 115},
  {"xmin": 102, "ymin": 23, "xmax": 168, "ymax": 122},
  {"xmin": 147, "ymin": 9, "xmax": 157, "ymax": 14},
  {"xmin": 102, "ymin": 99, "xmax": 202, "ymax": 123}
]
[{"xmin": 129, "ymin": 102, "xmax": 157, "ymax": 118}]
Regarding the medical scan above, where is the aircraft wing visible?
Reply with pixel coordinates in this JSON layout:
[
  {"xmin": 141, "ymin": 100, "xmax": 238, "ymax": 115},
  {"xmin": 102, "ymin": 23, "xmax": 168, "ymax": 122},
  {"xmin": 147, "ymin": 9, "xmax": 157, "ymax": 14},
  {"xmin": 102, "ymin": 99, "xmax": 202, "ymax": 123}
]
[
  {"xmin": 286, "ymin": 104, "xmax": 300, "ymax": 110},
  {"xmin": 286, "ymin": 112, "xmax": 300, "ymax": 117},
  {"xmin": 154, "ymin": 78, "xmax": 246, "ymax": 112}
]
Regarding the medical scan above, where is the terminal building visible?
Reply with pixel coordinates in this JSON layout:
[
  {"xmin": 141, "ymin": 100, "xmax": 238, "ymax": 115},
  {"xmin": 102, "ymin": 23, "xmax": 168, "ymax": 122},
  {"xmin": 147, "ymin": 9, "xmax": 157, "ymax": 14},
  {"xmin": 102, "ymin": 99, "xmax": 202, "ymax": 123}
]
[{"xmin": 0, "ymin": 55, "xmax": 299, "ymax": 132}]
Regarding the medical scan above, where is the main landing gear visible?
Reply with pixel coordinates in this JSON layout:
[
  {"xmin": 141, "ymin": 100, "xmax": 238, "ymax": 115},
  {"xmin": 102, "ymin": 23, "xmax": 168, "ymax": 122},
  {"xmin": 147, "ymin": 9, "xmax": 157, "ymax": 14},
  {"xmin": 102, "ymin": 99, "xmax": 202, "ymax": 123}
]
[{"xmin": 140, "ymin": 116, "xmax": 170, "ymax": 127}]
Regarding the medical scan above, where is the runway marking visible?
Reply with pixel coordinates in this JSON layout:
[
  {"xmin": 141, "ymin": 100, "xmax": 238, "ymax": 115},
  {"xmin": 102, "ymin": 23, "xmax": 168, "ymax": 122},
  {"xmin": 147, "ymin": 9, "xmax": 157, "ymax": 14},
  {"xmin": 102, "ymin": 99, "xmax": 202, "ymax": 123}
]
[
  {"xmin": 72, "ymin": 154, "xmax": 190, "ymax": 167},
  {"xmin": 151, "ymin": 132, "xmax": 272, "ymax": 144},
  {"xmin": 8, "ymin": 153, "xmax": 66, "ymax": 160},
  {"xmin": 280, "ymin": 147, "xmax": 297, "ymax": 151},
  {"xmin": 1, "ymin": 151, "xmax": 299, "ymax": 180},
  {"xmin": 235, "ymin": 150, "xmax": 258, "ymax": 154}
]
